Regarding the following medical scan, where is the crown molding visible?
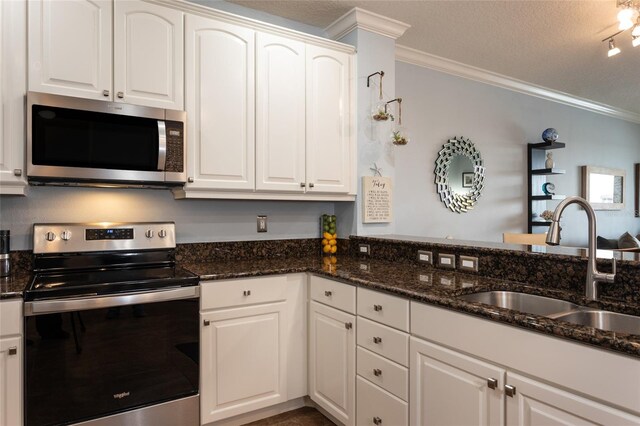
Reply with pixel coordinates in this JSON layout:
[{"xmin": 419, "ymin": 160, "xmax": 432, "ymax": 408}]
[
  {"xmin": 325, "ymin": 7, "xmax": 410, "ymax": 41},
  {"xmin": 396, "ymin": 44, "xmax": 640, "ymax": 124}
]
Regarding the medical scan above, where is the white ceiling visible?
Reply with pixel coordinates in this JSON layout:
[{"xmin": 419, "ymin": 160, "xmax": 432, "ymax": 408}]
[{"xmin": 228, "ymin": 0, "xmax": 640, "ymax": 116}]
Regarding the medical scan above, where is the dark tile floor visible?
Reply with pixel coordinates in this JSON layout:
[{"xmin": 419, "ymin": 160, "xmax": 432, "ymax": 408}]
[{"xmin": 244, "ymin": 407, "xmax": 335, "ymax": 426}]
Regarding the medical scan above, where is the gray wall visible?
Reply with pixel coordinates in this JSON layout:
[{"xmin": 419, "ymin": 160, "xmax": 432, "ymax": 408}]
[
  {"xmin": 0, "ymin": 187, "xmax": 335, "ymax": 250},
  {"xmin": 394, "ymin": 61, "xmax": 640, "ymax": 247}
]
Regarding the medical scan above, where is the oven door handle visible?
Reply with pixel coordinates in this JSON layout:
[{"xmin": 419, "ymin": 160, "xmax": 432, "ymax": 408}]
[{"xmin": 24, "ymin": 286, "xmax": 199, "ymax": 316}]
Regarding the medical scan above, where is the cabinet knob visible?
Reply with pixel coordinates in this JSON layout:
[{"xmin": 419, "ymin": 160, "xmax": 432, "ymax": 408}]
[
  {"xmin": 117, "ymin": 91, "xmax": 124, "ymax": 99},
  {"xmin": 487, "ymin": 378, "xmax": 498, "ymax": 390},
  {"xmin": 308, "ymin": 183, "xmax": 315, "ymax": 188},
  {"xmin": 505, "ymin": 384, "xmax": 516, "ymax": 397},
  {"xmin": 188, "ymin": 177, "xmax": 194, "ymax": 183},
  {"xmin": 203, "ymin": 320, "xmax": 210, "ymax": 326},
  {"xmin": 373, "ymin": 304, "xmax": 382, "ymax": 311},
  {"xmin": 373, "ymin": 336, "xmax": 382, "ymax": 344},
  {"xmin": 8, "ymin": 347, "xmax": 17, "ymax": 355},
  {"xmin": 324, "ymin": 290, "xmax": 332, "ymax": 297},
  {"xmin": 102, "ymin": 89, "xmax": 110, "ymax": 97},
  {"xmin": 373, "ymin": 368, "xmax": 382, "ymax": 376},
  {"xmin": 243, "ymin": 290, "xmax": 251, "ymax": 296},
  {"xmin": 300, "ymin": 182, "xmax": 306, "ymax": 188},
  {"xmin": 344, "ymin": 322, "xmax": 352, "ymax": 330},
  {"xmin": 13, "ymin": 169, "xmax": 22, "ymax": 176},
  {"xmin": 373, "ymin": 417, "xmax": 382, "ymax": 425}
]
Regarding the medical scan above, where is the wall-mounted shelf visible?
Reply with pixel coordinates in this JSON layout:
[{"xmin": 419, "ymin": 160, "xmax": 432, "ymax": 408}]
[{"xmin": 527, "ymin": 141, "xmax": 567, "ymax": 233}]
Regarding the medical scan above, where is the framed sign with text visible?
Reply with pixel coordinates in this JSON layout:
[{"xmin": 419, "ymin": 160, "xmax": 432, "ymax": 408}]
[{"xmin": 363, "ymin": 176, "xmax": 393, "ymax": 223}]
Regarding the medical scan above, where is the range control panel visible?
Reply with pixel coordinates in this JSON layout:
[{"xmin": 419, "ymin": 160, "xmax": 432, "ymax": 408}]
[{"xmin": 33, "ymin": 222, "xmax": 176, "ymax": 254}]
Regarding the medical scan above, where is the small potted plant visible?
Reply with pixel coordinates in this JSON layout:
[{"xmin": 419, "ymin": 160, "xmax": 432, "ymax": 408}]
[
  {"xmin": 371, "ymin": 102, "xmax": 393, "ymax": 121},
  {"xmin": 391, "ymin": 130, "xmax": 409, "ymax": 146}
]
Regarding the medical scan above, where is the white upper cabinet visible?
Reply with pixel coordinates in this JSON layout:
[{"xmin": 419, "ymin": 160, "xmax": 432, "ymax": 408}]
[
  {"xmin": 305, "ymin": 45, "xmax": 352, "ymax": 194},
  {"xmin": 255, "ymin": 33, "xmax": 306, "ymax": 193},
  {"xmin": 114, "ymin": 1, "xmax": 184, "ymax": 109},
  {"xmin": 0, "ymin": 0, "xmax": 27, "ymax": 195},
  {"xmin": 28, "ymin": 0, "xmax": 112, "ymax": 100},
  {"xmin": 184, "ymin": 15, "xmax": 255, "ymax": 191},
  {"xmin": 28, "ymin": 0, "xmax": 183, "ymax": 109}
]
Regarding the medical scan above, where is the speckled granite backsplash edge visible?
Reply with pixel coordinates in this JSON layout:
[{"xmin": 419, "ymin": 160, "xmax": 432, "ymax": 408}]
[
  {"xmin": 348, "ymin": 236, "xmax": 640, "ymax": 304},
  {"xmin": 8, "ymin": 235, "xmax": 640, "ymax": 303}
]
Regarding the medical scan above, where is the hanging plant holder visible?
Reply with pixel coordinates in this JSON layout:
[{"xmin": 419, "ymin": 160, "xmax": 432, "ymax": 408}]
[
  {"xmin": 386, "ymin": 98, "xmax": 409, "ymax": 145},
  {"xmin": 368, "ymin": 71, "xmax": 391, "ymax": 121}
]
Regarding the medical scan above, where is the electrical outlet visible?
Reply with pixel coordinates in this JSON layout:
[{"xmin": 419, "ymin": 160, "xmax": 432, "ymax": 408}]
[
  {"xmin": 459, "ymin": 255, "xmax": 478, "ymax": 272},
  {"xmin": 418, "ymin": 250, "xmax": 433, "ymax": 264},
  {"xmin": 359, "ymin": 244, "xmax": 370, "ymax": 255},
  {"xmin": 257, "ymin": 215, "xmax": 267, "ymax": 232},
  {"xmin": 438, "ymin": 253, "xmax": 456, "ymax": 269}
]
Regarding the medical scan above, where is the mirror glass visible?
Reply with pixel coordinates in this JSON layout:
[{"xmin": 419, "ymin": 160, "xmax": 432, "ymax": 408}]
[
  {"xmin": 449, "ymin": 155, "xmax": 474, "ymax": 195},
  {"xmin": 582, "ymin": 166, "xmax": 626, "ymax": 210}
]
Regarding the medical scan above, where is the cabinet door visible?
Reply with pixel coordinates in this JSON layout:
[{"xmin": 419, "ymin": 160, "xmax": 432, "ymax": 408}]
[
  {"xmin": 506, "ymin": 372, "xmax": 640, "ymax": 426},
  {"xmin": 114, "ymin": 1, "xmax": 183, "ymax": 109},
  {"xmin": 0, "ymin": 336, "xmax": 22, "ymax": 426},
  {"xmin": 28, "ymin": 0, "xmax": 112, "ymax": 100},
  {"xmin": 410, "ymin": 337, "xmax": 505, "ymax": 426},
  {"xmin": 200, "ymin": 302, "xmax": 287, "ymax": 423},
  {"xmin": 309, "ymin": 300, "xmax": 355, "ymax": 426},
  {"xmin": 305, "ymin": 45, "xmax": 351, "ymax": 194},
  {"xmin": 255, "ymin": 32, "xmax": 305, "ymax": 192},
  {"xmin": 0, "ymin": 0, "xmax": 26, "ymax": 195},
  {"xmin": 185, "ymin": 15, "xmax": 255, "ymax": 191}
]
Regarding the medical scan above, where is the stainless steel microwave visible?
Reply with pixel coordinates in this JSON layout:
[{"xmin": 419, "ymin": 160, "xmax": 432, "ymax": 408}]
[{"xmin": 27, "ymin": 92, "xmax": 186, "ymax": 187}]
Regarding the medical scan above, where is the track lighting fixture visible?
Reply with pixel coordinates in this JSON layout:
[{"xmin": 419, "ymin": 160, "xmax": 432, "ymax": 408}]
[
  {"xmin": 608, "ymin": 38, "xmax": 621, "ymax": 57},
  {"xmin": 633, "ymin": 35, "xmax": 640, "ymax": 47}
]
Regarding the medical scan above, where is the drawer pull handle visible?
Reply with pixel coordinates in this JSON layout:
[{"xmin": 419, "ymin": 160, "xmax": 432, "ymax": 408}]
[
  {"xmin": 102, "ymin": 89, "xmax": 110, "ymax": 97},
  {"xmin": 373, "ymin": 304, "xmax": 382, "ymax": 311},
  {"xmin": 373, "ymin": 417, "xmax": 382, "ymax": 425},
  {"xmin": 324, "ymin": 291, "xmax": 332, "ymax": 297},
  {"xmin": 373, "ymin": 336, "xmax": 382, "ymax": 344},
  {"xmin": 487, "ymin": 378, "xmax": 498, "ymax": 390},
  {"xmin": 8, "ymin": 346, "xmax": 17, "ymax": 355},
  {"xmin": 203, "ymin": 320, "xmax": 210, "ymax": 326},
  {"xmin": 243, "ymin": 290, "xmax": 251, "ymax": 296},
  {"xmin": 373, "ymin": 368, "xmax": 382, "ymax": 376},
  {"xmin": 345, "ymin": 322, "xmax": 353, "ymax": 330},
  {"xmin": 505, "ymin": 384, "xmax": 516, "ymax": 397}
]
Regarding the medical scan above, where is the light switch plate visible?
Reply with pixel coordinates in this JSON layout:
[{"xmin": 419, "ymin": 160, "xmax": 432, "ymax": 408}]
[
  {"xmin": 438, "ymin": 253, "xmax": 456, "ymax": 269},
  {"xmin": 418, "ymin": 250, "xmax": 433, "ymax": 264},
  {"xmin": 257, "ymin": 215, "xmax": 267, "ymax": 232},
  {"xmin": 459, "ymin": 255, "xmax": 478, "ymax": 272},
  {"xmin": 359, "ymin": 244, "xmax": 370, "ymax": 255}
]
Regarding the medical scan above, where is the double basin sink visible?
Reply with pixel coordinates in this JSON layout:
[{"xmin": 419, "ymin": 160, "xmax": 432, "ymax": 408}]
[{"xmin": 458, "ymin": 291, "xmax": 640, "ymax": 335}]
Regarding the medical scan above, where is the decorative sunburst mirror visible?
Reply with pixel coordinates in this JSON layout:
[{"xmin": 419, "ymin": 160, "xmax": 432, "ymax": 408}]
[{"xmin": 434, "ymin": 136, "xmax": 485, "ymax": 213}]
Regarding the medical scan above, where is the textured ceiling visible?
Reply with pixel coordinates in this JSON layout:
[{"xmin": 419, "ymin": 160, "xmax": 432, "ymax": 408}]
[{"xmin": 229, "ymin": 0, "xmax": 640, "ymax": 116}]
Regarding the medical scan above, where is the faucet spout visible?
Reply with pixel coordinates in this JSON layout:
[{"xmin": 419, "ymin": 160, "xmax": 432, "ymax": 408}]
[{"xmin": 543, "ymin": 196, "xmax": 615, "ymax": 301}]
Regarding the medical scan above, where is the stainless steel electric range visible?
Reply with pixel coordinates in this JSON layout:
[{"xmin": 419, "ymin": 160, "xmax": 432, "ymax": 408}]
[{"xmin": 23, "ymin": 222, "xmax": 200, "ymax": 426}]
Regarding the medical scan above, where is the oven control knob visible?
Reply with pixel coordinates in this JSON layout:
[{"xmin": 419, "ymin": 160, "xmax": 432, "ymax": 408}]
[
  {"xmin": 61, "ymin": 230, "xmax": 72, "ymax": 241},
  {"xmin": 158, "ymin": 229, "xmax": 167, "ymax": 238},
  {"xmin": 45, "ymin": 232, "xmax": 56, "ymax": 242},
  {"xmin": 145, "ymin": 230, "xmax": 154, "ymax": 238}
]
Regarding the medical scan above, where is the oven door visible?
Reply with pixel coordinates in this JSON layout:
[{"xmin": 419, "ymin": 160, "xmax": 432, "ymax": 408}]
[
  {"xmin": 24, "ymin": 287, "xmax": 199, "ymax": 426},
  {"xmin": 27, "ymin": 92, "xmax": 168, "ymax": 184}
]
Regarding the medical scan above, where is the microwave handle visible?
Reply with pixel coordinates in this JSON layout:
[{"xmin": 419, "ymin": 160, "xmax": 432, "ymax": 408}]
[{"xmin": 157, "ymin": 121, "xmax": 167, "ymax": 171}]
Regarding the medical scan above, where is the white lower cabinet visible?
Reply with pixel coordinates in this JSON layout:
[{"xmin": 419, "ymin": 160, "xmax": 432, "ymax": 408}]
[
  {"xmin": 199, "ymin": 274, "xmax": 306, "ymax": 425},
  {"xmin": 0, "ymin": 300, "xmax": 22, "ymax": 426},
  {"xmin": 356, "ymin": 376, "xmax": 407, "ymax": 426},
  {"xmin": 506, "ymin": 372, "xmax": 640, "ymax": 426},
  {"xmin": 309, "ymin": 300, "xmax": 355, "ymax": 426},
  {"xmin": 410, "ymin": 336, "xmax": 504, "ymax": 426}
]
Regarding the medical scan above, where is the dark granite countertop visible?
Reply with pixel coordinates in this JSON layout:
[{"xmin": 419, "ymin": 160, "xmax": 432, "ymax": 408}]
[
  {"xmin": 185, "ymin": 255, "xmax": 640, "ymax": 358},
  {"xmin": 0, "ymin": 273, "xmax": 31, "ymax": 300}
]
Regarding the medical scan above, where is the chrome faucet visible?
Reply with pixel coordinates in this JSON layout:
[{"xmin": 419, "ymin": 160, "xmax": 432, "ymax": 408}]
[{"xmin": 545, "ymin": 196, "xmax": 616, "ymax": 301}]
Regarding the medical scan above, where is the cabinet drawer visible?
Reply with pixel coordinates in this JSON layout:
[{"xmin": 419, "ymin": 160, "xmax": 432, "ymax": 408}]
[
  {"xmin": 356, "ymin": 376, "xmax": 408, "ymax": 426},
  {"xmin": 310, "ymin": 275, "xmax": 356, "ymax": 314},
  {"xmin": 201, "ymin": 276, "xmax": 287, "ymax": 310},
  {"xmin": 357, "ymin": 347, "xmax": 408, "ymax": 401},
  {"xmin": 357, "ymin": 316, "xmax": 409, "ymax": 367},
  {"xmin": 357, "ymin": 288, "xmax": 409, "ymax": 332},
  {"xmin": 0, "ymin": 299, "xmax": 22, "ymax": 336}
]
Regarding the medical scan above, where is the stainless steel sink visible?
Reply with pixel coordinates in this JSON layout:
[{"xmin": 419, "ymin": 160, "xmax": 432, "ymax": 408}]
[
  {"xmin": 458, "ymin": 291, "xmax": 582, "ymax": 317},
  {"xmin": 551, "ymin": 310, "xmax": 640, "ymax": 335}
]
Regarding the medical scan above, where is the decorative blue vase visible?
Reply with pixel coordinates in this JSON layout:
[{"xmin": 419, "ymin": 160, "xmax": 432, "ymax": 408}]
[{"xmin": 542, "ymin": 128, "xmax": 558, "ymax": 143}]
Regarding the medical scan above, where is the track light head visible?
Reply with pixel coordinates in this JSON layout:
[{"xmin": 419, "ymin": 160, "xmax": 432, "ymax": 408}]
[{"xmin": 608, "ymin": 38, "xmax": 622, "ymax": 56}]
